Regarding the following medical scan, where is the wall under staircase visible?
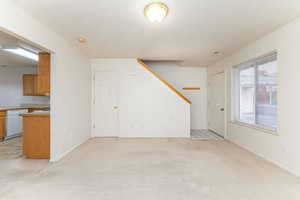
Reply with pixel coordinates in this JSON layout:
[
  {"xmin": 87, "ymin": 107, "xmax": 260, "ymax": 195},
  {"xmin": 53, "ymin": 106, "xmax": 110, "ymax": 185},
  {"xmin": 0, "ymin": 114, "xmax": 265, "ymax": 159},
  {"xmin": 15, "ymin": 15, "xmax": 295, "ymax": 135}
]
[
  {"xmin": 144, "ymin": 61, "xmax": 207, "ymax": 130},
  {"xmin": 91, "ymin": 59, "xmax": 191, "ymax": 138}
]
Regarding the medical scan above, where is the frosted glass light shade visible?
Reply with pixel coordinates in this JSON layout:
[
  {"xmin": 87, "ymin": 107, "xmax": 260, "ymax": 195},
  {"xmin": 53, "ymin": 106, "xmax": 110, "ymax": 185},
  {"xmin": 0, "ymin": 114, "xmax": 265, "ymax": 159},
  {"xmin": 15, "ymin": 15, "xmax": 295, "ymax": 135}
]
[{"xmin": 144, "ymin": 2, "xmax": 168, "ymax": 23}]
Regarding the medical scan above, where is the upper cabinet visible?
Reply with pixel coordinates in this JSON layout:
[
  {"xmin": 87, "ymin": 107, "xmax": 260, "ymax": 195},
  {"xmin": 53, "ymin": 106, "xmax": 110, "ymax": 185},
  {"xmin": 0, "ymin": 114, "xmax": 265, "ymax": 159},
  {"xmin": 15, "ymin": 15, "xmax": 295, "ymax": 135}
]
[
  {"xmin": 37, "ymin": 52, "xmax": 51, "ymax": 96},
  {"xmin": 23, "ymin": 52, "xmax": 51, "ymax": 96},
  {"xmin": 23, "ymin": 74, "xmax": 39, "ymax": 96}
]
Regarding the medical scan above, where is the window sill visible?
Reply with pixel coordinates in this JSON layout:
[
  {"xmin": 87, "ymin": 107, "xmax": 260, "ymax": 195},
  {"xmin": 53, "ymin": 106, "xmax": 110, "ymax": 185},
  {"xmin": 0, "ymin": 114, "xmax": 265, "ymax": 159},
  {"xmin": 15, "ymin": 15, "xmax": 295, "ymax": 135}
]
[{"xmin": 229, "ymin": 120, "xmax": 278, "ymax": 136}]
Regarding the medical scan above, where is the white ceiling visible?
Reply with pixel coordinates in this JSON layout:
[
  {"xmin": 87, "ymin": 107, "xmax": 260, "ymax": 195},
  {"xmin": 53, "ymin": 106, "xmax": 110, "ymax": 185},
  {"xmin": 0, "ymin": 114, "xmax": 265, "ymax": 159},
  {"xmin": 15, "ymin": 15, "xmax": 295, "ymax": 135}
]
[
  {"xmin": 0, "ymin": 31, "xmax": 37, "ymax": 67},
  {"xmin": 13, "ymin": 0, "xmax": 300, "ymax": 66}
]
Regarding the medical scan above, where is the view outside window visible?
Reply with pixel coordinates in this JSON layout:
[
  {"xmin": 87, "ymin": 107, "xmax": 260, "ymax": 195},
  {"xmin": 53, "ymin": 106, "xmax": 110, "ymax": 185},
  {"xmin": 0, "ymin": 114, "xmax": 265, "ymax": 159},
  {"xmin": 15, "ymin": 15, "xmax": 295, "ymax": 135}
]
[
  {"xmin": 239, "ymin": 67, "xmax": 255, "ymax": 124},
  {"xmin": 237, "ymin": 54, "xmax": 277, "ymax": 130},
  {"xmin": 256, "ymin": 60, "xmax": 277, "ymax": 128}
]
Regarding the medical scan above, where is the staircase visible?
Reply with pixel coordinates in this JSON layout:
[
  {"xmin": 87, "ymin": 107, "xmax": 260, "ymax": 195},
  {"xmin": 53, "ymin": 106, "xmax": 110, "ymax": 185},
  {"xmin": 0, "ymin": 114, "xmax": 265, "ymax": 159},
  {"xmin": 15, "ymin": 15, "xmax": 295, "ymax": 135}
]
[{"xmin": 137, "ymin": 59, "xmax": 192, "ymax": 104}]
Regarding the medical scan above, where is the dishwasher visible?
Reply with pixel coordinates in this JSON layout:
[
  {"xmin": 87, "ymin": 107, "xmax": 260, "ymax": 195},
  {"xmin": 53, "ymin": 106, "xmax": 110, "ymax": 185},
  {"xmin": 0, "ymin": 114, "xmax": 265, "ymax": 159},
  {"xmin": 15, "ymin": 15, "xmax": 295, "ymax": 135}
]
[{"xmin": 6, "ymin": 109, "xmax": 27, "ymax": 139}]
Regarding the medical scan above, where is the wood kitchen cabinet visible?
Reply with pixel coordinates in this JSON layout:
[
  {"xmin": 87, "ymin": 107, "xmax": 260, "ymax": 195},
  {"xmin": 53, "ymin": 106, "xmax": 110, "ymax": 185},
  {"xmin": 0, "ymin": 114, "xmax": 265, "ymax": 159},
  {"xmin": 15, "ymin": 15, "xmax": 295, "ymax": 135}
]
[
  {"xmin": 21, "ymin": 113, "xmax": 50, "ymax": 159},
  {"xmin": 23, "ymin": 74, "xmax": 38, "ymax": 96},
  {"xmin": 36, "ymin": 52, "xmax": 50, "ymax": 96},
  {"xmin": 0, "ymin": 111, "xmax": 6, "ymax": 140},
  {"xmin": 22, "ymin": 52, "xmax": 51, "ymax": 96}
]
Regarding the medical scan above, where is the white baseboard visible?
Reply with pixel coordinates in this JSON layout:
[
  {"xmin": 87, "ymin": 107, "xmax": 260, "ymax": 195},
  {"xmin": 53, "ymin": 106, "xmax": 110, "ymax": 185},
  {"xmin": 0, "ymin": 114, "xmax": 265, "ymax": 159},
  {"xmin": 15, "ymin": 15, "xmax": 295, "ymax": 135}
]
[
  {"xmin": 228, "ymin": 139, "xmax": 300, "ymax": 177},
  {"xmin": 50, "ymin": 137, "xmax": 90, "ymax": 162}
]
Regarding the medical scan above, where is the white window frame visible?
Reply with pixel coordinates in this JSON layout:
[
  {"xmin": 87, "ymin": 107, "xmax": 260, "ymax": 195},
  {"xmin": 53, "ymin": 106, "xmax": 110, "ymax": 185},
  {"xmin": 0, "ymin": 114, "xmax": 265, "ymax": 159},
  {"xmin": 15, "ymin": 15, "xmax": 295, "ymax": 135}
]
[{"xmin": 232, "ymin": 52, "xmax": 278, "ymax": 133}]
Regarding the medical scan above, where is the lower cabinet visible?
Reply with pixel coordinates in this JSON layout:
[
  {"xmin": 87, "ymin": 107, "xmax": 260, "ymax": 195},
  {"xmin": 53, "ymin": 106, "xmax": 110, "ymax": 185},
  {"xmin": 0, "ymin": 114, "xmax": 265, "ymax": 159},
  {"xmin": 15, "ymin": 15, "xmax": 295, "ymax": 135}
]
[
  {"xmin": 0, "ymin": 111, "xmax": 6, "ymax": 140},
  {"xmin": 21, "ymin": 113, "xmax": 50, "ymax": 159}
]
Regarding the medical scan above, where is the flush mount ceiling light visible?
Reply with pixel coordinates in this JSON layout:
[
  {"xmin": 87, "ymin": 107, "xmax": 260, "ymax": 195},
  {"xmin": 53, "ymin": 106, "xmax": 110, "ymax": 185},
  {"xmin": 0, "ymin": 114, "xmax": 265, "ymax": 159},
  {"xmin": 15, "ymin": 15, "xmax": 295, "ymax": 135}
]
[
  {"xmin": 78, "ymin": 37, "xmax": 87, "ymax": 43},
  {"xmin": 144, "ymin": 2, "xmax": 168, "ymax": 23},
  {"xmin": 3, "ymin": 48, "xmax": 38, "ymax": 61}
]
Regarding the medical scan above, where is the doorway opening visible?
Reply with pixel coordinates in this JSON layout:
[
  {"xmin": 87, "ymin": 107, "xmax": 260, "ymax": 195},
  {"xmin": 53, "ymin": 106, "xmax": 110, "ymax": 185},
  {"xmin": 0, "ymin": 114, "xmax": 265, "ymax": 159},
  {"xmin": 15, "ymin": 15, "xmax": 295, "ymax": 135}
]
[{"xmin": 0, "ymin": 30, "xmax": 51, "ymax": 160}]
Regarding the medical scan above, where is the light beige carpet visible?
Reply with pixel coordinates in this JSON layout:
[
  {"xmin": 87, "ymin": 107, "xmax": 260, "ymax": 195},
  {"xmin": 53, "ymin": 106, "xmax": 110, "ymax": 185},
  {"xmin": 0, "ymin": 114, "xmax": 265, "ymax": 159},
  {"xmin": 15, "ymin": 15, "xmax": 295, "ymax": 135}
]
[{"xmin": 1, "ymin": 138, "xmax": 300, "ymax": 200}]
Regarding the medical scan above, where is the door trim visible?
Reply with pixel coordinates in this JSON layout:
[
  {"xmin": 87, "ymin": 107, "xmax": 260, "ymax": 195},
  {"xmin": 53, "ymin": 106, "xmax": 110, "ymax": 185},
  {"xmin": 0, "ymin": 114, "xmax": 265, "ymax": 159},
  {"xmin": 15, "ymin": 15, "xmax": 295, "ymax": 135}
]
[
  {"xmin": 208, "ymin": 70, "xmax": 227, "ymax": 139},
  {"xmin": 91, "ymin": 68, "xmax": 120, "ymax": 138}
]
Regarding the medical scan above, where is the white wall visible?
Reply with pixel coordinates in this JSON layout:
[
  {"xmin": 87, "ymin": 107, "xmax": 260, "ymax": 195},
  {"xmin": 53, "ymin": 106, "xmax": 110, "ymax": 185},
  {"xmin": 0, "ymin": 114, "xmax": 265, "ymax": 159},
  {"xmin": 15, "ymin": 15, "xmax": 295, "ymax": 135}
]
[
  {"xmin": 207, "ymin": 17, "xmax": 300, "ymax": 176},
  {"xmin": 92, "ymin": 59, "xmax": 190, "ymax": 138},
  {"xmin": 0, "ymin": 0, "xmax": 91, "ymax": 161},
  {"xmin": 145, "ymin": 61, "xmax": 207, "ymax": 130},
  {"xmin": 0, "ymin": 66, "xmax": 50, "ymax": 105}
]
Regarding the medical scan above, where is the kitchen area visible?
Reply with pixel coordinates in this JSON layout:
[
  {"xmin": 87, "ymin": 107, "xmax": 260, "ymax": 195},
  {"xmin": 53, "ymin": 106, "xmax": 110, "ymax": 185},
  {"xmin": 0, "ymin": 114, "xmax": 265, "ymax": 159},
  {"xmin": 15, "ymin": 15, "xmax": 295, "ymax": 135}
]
[{"xmin": 0, "ymin": 31, "xmax": 50, "ymax": 160}]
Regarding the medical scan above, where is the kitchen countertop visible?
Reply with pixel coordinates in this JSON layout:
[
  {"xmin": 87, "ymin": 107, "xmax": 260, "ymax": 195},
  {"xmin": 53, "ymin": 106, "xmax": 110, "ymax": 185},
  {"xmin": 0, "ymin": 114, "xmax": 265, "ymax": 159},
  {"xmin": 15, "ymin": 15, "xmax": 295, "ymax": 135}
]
[
  {"xmin": 20, "ymin": 112, "xmax": 50, "ymax": 117},
  {"xmin": 0, "ymin": 105, "xmax": 50, "ymax": 112}
]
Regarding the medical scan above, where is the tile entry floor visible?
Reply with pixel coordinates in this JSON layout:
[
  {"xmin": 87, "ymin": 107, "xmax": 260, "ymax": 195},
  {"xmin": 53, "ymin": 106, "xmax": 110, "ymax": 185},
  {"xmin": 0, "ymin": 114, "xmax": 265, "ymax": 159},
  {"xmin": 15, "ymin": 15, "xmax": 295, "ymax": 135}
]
[
  {"xmin": 191, "ymin": 129, "xmax": 224, "ymax": 140},
  {"xmin": 0, "ymin": 138, "xmax": 300, "ymax": 200},
  {"xmin": 0, "ymin": 137, "xmax": 22, "ymax": 160}
]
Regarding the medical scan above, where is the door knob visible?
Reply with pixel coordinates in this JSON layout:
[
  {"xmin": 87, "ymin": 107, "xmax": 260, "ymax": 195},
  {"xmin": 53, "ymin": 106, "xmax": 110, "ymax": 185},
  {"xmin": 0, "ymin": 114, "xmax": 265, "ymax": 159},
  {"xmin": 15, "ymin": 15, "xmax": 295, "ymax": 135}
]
[{"xmin": 220, "ymin": 108, "xmax": 224, "ymax": 111}]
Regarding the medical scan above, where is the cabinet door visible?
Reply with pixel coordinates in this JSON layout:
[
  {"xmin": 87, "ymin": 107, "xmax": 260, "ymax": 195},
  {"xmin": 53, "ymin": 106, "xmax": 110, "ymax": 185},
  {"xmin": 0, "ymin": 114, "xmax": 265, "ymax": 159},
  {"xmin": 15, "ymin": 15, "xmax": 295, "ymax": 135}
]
[
  {"xmin": 23, "ymin": 74, "xmax": 35, "ymax": 96},
  {"xmin": 23, "ymin": 115, "xmax": 50, "ymax": 159},
  {"xmin": 23, "ymin": 74, "xmax": 40, "ymax": 96},
  {"xmin": 37, "ymin": 52, "xmax": 50, "ymax": 96},
  {"xmin": 0, "ymin": 111, "xmax": 6, "ymax": 139}
]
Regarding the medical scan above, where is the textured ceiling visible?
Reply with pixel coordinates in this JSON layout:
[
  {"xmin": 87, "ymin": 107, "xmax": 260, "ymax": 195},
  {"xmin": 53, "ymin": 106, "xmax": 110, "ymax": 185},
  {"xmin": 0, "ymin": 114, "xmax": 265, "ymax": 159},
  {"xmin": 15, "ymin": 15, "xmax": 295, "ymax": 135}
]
[{"xmin": 13, "ymin": 0, "xmax": 300, "ymax": 66}]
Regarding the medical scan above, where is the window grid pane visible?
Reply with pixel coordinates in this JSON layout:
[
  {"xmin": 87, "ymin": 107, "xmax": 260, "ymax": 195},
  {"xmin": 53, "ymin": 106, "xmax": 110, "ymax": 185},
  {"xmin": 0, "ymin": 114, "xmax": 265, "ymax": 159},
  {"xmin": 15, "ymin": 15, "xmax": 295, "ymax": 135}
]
[
  {"xmin": 239, "ymin": 66, "xmax": 255, "ymax": 125},
  {"xmin": 256, "ymin": 60, "xmax": 277, "ymax": 129},
  {"xmin": 236, "ymin": 53, "xmax": 277, "ymax": 130}
]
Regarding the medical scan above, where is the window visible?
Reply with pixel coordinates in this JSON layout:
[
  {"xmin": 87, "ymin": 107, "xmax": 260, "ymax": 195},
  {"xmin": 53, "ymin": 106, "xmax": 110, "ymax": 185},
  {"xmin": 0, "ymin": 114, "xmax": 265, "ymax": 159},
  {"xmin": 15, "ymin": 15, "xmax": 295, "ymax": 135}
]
[{"xmin": 234, "ymin": 52, "xmax": 277, "ymax": 130}]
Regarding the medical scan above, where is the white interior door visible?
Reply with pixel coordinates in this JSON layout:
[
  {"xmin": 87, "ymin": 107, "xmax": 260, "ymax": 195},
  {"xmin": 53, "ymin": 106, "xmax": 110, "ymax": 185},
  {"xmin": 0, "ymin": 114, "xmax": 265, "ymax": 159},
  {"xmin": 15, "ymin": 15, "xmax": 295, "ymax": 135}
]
[
  {"xmin": 94, "ymin": 70, "xmax": 119, "ymax": 137},
  {"xmin": 208, "ymin": 72, "xmax": 225, "ymax": 137}
]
